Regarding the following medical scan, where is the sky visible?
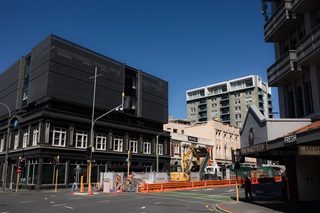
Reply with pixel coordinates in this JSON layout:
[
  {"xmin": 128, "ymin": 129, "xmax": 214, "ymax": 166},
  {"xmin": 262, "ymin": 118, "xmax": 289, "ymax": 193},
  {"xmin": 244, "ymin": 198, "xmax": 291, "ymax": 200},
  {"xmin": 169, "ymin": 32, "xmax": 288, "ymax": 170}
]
[{"xmin": 0, "ymin": 0, "xmax": 278, "ymax": 120}]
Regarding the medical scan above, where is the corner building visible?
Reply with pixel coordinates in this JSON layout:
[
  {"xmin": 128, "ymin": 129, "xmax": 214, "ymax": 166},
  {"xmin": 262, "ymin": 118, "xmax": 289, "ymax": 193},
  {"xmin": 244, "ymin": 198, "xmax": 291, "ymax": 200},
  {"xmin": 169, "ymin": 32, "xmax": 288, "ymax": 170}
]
[
  {"xmin": 263, "ymin": 0, "xmax": 320, "ymax": 120},
  {"xmin": 0, "ymin": 35, "xmax": 170, "ymax": 190}
]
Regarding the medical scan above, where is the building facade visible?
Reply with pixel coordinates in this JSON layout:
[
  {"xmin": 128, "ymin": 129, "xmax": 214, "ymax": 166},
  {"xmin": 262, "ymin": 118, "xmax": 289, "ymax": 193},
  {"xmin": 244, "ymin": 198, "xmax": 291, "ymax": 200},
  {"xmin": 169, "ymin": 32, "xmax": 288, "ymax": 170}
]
[
  {"xmin": 263, "ymin": 0, "xmax": 320, "ymax": 120},
  {"xmin": 186, "ymin": 75, "xmax": 273, "ymax": 128},
  {"xmin": 0, "ymin": 34, "xmax": 170, "ymax": 190},
  {"xmin": 237, "ymin": 0, "xmax": 320, "ymax": 202},
  {"xmin": 164, "ymin": 119, "xmax": 256, "ymax": 170}
]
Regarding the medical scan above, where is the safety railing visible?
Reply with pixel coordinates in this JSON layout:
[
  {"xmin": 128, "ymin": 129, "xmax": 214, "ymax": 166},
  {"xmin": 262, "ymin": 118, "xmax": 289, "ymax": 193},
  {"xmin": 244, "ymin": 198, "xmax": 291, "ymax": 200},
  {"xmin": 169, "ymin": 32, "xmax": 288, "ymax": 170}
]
[{"xmin": 140, "ymin": 176, "xmax": 283, "ymax": 193}]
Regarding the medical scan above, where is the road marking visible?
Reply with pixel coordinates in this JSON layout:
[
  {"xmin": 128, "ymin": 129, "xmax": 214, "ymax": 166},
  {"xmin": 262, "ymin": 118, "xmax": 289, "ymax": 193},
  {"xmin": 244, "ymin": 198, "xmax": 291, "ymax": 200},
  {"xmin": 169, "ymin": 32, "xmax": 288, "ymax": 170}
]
[
  {"xmin": 20, "ymin": 201, "xmax": 34, "ymax": 203},
  {"xmin": 50, "ymin": 201, "xmax": 55, "ymax": 204},
  {"xmin": 52, "ymin": 204, "xmax": 67, "ymax": 207},
  {"xmin": 98, "ymin": 200, "xmax": 111, "ymax": 203},
  {"xmin": 154, "ymin": 202, "xmax": 162, "ymax": 204},
  {"xmin": 65, "ymin": 206, "xmax": 74, "ymax": 209},
  {"xmin": 205, "ymin": 205, "xmax": 214, "ymax": 212},
  {"xmin": 141, "ymin": 206, "xmax": 146, "ymax": 209}
]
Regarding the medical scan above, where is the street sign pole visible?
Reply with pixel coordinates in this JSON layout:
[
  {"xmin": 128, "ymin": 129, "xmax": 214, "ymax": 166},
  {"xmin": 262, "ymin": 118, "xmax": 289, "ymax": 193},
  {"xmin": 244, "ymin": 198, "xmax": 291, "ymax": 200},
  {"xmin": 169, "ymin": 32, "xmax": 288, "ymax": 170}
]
[
  {"xmin": 16, "ymin": 167, "xmax": 21, "ymax": 193},
  {"xmin": 54, "ymin": 155, "xmax": 60, "ymax": 192},
  {"xmin": 235, "ymin": 168, "xmax": 239, "ymax": 202}
]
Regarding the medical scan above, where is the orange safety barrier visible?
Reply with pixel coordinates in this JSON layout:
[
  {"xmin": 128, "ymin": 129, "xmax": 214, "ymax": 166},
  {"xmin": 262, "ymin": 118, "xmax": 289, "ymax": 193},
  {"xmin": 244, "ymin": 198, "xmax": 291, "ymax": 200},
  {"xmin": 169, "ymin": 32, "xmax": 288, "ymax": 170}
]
[{"xmin": 140, "ymin": 179, "xmax": 243, "ymax": 193}]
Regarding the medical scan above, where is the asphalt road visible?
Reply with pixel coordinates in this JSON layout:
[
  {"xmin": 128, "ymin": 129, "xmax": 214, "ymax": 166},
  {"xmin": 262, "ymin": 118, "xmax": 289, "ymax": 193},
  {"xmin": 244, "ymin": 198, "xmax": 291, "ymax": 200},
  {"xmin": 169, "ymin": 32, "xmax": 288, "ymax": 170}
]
[{"xmin": 0, "ymin": 182, "xmax": 283, "ymax": 213}]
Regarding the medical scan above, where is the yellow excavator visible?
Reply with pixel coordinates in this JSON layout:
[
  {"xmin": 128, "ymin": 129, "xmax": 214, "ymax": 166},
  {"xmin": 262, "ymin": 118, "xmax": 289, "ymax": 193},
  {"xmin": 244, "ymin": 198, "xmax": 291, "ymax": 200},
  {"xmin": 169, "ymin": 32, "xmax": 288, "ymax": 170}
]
[{"xmin": 170, "ymin": 146, "xmax": 210, "ymax": 182}]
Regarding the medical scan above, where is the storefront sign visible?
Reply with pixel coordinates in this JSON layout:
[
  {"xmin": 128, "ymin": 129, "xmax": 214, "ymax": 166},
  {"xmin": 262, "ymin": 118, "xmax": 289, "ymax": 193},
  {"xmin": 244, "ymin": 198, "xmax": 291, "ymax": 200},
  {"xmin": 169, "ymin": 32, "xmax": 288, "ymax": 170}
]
[
  {"xmin": 240, "ymin": 142, "xmax": 267, "ymax": 155},
  {"xmin": 284, "ymin": 134, "xmax": 297, "ymax": 145},
  {"xmin": 187, "ymin": 136, "xmax": 198, "ymax": 142},
  {"xmin": 298, "ymin": 146, "xmax": 320, "ymax": 156}
]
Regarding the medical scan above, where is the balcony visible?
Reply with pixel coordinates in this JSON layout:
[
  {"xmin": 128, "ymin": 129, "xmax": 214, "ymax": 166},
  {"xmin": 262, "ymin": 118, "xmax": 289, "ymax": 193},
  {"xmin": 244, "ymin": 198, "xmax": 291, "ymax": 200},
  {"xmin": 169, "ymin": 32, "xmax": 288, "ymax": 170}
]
[
  {"xmin": 264, "ymin": 1, "xmax": 298, "ymax": 42},
  {"xmin": 296, "ymin": 24, "xmax": 320, "ymax": 66},
  {"xmin": 198, "ymin": 112, "xmax": 207, "ymax": 118},
  {"xmin": 267, "ymin": 50, "xmax": 300, "ymax": 86},
  {"xmin": 220, "ymin": 100, "xmax": 229, "ymax": 108},
  {"xmin": 292, "ymin": 0, "xmax": 320, "ymax": 13},
  {"xmin": 198, "ymin": 106, "xmax": 207, "ymax": 112}
]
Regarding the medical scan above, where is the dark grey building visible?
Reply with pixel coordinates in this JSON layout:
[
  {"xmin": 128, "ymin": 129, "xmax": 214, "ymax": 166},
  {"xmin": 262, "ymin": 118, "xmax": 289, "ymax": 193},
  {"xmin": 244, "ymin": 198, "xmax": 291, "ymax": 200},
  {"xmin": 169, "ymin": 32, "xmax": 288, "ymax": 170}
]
[{"xmin": 0, "ymin": 34, "xmax": 170, "ymax": 190}]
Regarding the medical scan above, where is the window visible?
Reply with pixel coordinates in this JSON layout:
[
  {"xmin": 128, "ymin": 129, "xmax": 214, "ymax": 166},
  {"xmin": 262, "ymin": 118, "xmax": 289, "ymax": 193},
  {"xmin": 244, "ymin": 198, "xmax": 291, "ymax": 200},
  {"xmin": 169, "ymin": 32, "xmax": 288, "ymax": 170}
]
[
  {"xmin": 212, "ymin": 110, "xmax": 217, "ymax": 116},
  {"xmin": 245, "ymin": 90, "xmax": 252, "ymax": 95},
  {"xmin": 143, "ymin": 141, "xmax": 151, "ymax": 154},
  {"xmin": 234, "ymin": 99, "xmax": 240, "ymax": 104},
  {"xmin": 174, "ymin": 144, "xmax": 180, "ymax": 154},
  {"xmin": 235, "ymin": 121, "xmax": 242, "ymax": 127},
  {"xmin": 14, "ymin": 133, "xmax": 19, "ymax": 149},
  {"xmin": 23, "ymin": 131, "xmax": 29, "ymax": 148},
  {"xmin": 173, "ymin": 129, "xmax": 178, "ymax": 133},
  {"xmin": 113, "ymin": 136, "xmax": 123, "ymax": 152},
  {"xmin": 52, "ymin": 127, "xmax": 66, "ymax": 147},
  {"xmin": 234, "ymin": 92, "xmax": 240, "ymax": 97},
  {"xmin": 158, "ymin": 144, "xmax": 163, "ymax": 155},
  {"xmin": 0, "ymin": 138, "xmax": 4, "ymax": 152},
  {"xmin": 246, "ymin": 97, "xmax": 252, "ymax": 103},
  {"xmin": 182, "ymin": 146, "xmax": 189, "ymax": 155},
  {"xmin": 130, "ymin": 138, "xmax": 138, "ymax": 153},
  {"xmin": 235, "ymin": 106, "xmax": 241, "ymax": 112},
  {"xmin": 75, "ymin": 131, "xmax": 88, "ymax": 148},
  {"xmin": 95, "ymin": 133, "xmax": 106, "ymax": 150},
  {"xmin": 32, "ymin": 127, "xmax": 39, "ymax": 146},
  {"xmin": 235, "ymin": 114, "xmax": 241, "ymax": 119}
]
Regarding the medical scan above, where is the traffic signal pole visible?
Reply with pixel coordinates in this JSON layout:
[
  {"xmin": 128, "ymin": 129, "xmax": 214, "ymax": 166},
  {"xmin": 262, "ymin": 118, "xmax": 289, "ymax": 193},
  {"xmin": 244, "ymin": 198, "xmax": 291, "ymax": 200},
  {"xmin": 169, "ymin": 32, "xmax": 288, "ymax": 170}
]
[{"xmin": 54, "ymin": 155, "xmax": 59, "ymax": 192}]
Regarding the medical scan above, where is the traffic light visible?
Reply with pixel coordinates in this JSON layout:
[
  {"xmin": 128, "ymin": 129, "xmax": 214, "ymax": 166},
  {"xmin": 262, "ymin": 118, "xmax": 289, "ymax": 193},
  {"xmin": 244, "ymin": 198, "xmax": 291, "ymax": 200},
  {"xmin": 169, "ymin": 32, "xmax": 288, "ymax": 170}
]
[
  {"xmin": 86, "ymin": 146, "xmax": 92, "ymax": 158},
  {"xmin": 19, "ymin": 158, "xmax": 26, "ymax": 167},
  {"xmin": 52, "ymin": 157, "xmax": 57, "ymax": 167}
]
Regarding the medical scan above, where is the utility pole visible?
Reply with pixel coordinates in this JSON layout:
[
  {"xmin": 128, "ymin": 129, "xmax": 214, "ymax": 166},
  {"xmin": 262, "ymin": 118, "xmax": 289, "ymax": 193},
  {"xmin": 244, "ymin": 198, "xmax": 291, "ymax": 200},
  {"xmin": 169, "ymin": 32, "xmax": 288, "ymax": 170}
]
[
  {"xmin": 88, "ymin": 67, "xmax": 124, "ymax": 194},
  {"xmin": 0, "ymin": 102, "xmax": 11, "ymax": 192}
]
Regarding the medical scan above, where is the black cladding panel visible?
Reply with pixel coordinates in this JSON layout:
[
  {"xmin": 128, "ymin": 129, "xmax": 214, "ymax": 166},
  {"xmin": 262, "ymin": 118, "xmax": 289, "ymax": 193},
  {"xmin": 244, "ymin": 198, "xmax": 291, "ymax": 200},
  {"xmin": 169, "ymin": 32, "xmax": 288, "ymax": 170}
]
[
  {"xmin": 141, "ymin": 72, "xmax": 168, "ymax": 123},
  {"xmin": 27, "ymin": 35, "xmax": 51, "ymax": 104},
  {"xmin": 0, "ymin": 60, "xmax": 20, "ymax": 116},
  {"xmin": 47, "ymin": 36, "xmax": 124, "ymax": 109}
]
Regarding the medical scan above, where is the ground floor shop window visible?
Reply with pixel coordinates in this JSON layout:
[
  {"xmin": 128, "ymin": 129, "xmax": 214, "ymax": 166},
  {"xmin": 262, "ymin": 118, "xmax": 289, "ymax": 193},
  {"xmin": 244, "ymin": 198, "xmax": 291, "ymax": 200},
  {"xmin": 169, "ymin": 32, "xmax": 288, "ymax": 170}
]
[{"xmin": 41, "ymin": 162, "xmax": 66, "ymax": 184}]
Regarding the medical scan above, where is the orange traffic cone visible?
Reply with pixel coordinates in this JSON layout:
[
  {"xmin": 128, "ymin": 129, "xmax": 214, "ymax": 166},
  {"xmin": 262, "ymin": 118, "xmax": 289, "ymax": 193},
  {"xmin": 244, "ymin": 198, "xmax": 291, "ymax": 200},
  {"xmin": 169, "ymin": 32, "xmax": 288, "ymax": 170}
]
[
  {"xmin": 120, "ymin": 187, "xmax": 123, "ymax": 193},
  {"xmin": 136, "ymin": 185, "xmax": 139, "ymax": 193},
  {"xmin": 114, "ymin": 188, "xmax": 117, "ymax": 195},
  {"xmin": 88, "ymin": 186, "xmax": 93, "ymax": 195}
]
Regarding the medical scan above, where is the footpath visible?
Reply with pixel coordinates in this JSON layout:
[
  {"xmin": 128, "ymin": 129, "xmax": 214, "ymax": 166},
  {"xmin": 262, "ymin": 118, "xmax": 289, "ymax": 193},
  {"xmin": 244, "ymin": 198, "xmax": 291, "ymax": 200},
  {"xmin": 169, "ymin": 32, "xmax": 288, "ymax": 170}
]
[{"xmin": 216, "ymin": 197, "xmax": 319, "ymax": 213}]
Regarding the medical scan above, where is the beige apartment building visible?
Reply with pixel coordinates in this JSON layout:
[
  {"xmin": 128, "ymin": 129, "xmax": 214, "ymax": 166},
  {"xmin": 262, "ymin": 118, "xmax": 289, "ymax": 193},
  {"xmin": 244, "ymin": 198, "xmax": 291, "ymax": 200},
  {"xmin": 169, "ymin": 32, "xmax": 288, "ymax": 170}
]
[
  {"xmin": 186, "ymin": 75, "xmax": 273, "ymax": 128},
  {"xmin": 164, "ymin": 119, "xmax": 256, "ymax": 171}
]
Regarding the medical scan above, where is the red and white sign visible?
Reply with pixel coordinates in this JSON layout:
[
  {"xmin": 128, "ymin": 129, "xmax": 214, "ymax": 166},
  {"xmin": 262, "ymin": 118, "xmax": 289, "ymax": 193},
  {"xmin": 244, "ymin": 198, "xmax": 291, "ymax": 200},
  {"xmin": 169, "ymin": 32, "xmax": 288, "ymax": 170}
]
[{"xmin": 17, "ymin": 168, "xmax": 21, "ymax": 174}]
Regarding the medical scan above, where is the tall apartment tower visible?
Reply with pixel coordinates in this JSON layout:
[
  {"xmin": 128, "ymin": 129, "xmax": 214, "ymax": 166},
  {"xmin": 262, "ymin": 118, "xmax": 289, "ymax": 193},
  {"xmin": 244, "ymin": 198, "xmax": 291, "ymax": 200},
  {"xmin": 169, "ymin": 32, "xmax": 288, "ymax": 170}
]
[
  {"xmin": 186, "ymin": 75, "xmax": 273, "ymax": 128},
  {"xmin": 262, "ymin": 0, "xmax": 320, "ymax": 120}
]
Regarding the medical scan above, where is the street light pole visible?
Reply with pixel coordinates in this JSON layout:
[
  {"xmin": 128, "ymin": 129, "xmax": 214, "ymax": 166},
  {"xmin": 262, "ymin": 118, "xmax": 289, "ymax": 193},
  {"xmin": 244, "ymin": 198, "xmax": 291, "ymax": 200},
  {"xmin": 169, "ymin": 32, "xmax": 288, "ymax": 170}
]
[
  {"xmin": 156, "ymin": 132, "xmax": 166, "ymax": 172},
  {"xmin": 88, "ymin": 67, "xmax": 124, "ymax": 194},
  {"xmin": 0, "ymin": 102, "xmax": 11, "ymax": 192}
]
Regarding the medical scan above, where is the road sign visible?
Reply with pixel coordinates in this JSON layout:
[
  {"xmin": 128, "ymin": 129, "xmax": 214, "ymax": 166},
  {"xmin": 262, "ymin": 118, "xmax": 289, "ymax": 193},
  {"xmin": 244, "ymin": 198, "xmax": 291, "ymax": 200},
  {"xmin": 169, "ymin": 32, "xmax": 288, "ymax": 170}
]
[{"xmin": 17, "ymin": 168, "xmax": 21, "ymax": 174}]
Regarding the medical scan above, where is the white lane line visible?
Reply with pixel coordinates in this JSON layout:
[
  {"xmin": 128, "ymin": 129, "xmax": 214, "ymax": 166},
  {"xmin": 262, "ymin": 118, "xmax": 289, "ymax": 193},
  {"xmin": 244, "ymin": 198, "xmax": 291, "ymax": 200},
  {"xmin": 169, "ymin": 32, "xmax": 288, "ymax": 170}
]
[
  {"xmin": 65, "ymin": 206, "xmax": 74, "ymax": 209},
  {"xmin": 154, "ymin": 202, "xmax": 162, "ymax": 205},
  {"xmin": 20, "ymin": 201, "xmax": 34, "ymax": 203},
  {"xmin": 52, "ymin": 204, "xmax": 67, "ymax": 207},
  {"xmin": 141, "ymin": 206, "xmax": 146, "ymax": 209},
  {"xmin": 50, "ymin": 201, "xmax": 55, "ymax": 204},
  {"xmin": 98, "ymin": 200, "xmax": 111, "ymax": 203}
]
